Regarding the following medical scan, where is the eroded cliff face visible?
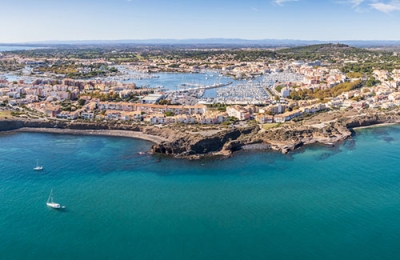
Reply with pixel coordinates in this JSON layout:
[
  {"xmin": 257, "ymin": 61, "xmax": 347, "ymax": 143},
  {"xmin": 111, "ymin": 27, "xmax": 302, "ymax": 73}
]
[
  {"xmin": 151, "ymin": 126, "xmax": 259, "ymax": 158},
  {"xmin": 342, "ymin": 113, "xmax": 400, "ymax": 128},
  {"xmin": 2, "ymin": 110, "xmax": 400, "ymax": 158},
  {"xmin": 0, "ymin": 120, "xmax": 24, "ymax": 131},
  {"xmin": 150, "ymin": 112, "xmax": 400, "ymax": 157},
  {"xmin": 258, "ymin": 122, "xmax": 352, "ymax": 154},
  {"xmin": 0, "ymin": 119, "xmax": 142, "ymax": 132},
  {"xmin": 150, "ymin": 121, "xmax": 355, "ymax": 157}
]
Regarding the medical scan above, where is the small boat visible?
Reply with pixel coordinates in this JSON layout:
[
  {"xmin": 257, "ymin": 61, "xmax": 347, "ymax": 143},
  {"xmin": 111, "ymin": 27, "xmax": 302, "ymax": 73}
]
[
  {"xmin": 33, "ymin": 160, "xmax": 43, "ymax": 171},
  {"xmin": 46, "ymin": 189, "xmax": 65, "ymax": 209}
]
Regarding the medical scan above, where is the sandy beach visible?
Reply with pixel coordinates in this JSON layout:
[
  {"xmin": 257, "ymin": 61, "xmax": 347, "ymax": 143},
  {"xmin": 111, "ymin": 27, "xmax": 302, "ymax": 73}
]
[{"xmin": 13, "ymin": 127, "xmax": 168, "ymax": 144}]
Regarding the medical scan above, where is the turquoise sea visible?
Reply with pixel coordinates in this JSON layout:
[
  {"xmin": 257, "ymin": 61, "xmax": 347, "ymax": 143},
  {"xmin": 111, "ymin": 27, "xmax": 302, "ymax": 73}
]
[{"xmin": 1, "ymin": 126, "xmax": 400, "ymax": 259}]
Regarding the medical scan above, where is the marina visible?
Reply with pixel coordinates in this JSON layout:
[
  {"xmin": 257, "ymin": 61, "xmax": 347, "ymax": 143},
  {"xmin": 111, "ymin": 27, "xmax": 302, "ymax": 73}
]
[
  {"xmin": 214, "ymin": 82, "xmax": 271, "ymax": 105},
  {"xmin": 1, "ymin": 65, "xmax": 306, "ymax": 106}
]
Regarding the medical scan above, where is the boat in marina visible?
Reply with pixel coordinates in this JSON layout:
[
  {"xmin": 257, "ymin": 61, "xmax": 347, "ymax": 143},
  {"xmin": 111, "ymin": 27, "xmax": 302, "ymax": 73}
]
[
  {"xmin": 33, "ymin": 160, "xmax": 43, "ymax": 171},
  {"xmin": 46, "ymin": 189, "xmax": 65, "ymax": 209}
]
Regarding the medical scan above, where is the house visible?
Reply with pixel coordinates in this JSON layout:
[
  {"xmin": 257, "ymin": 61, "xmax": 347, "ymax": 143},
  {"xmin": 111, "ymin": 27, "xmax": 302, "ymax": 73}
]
[
  {"xmin": 43, "ymin": 104, "xmax": 61, "ymax": 118},
  {"xmin": 174, "ymin": 115, "xmax": 197, "ymax": 124},
  {"xmin": 274, "ymin": 115, "xmax": 286, "ymax": 123},
  {"xmin": 120, "ymin": 111, "xmax": 142, "ymax": 121},
  {"xmin": 140, "ymin": 94, "xmax": 164, "ymax": 104},
  {"xmin": 388, "ymin": 92, "xmax": 400, "ymax": 101},
  {"xmin": 81, "ymin": 112, "xmax": 95, "ymax": 120},
  {"xmin": 57, "ymin": 111, "xmax": 79, "ymax": 120},
  {"xmin": 199, "ymin": 111, "xmax": 228, "ymax": 124},
  {"xmin": 255, "ymin": 114, "xmax": 274, "ymax": 124},
  {"xmin": 227, "ymin": 106, "xmax": 250, "ymax": 120},
  {"xmin": 144, "ymin": 114, "xmax": 167, "ymax": 124},
  {"xmin": 351, "ymin": 102, "xmax": 365, "ymax": 109},
  {"xmin": 105, "ymin": 110, "xmax": 121, "ymax": 120}
]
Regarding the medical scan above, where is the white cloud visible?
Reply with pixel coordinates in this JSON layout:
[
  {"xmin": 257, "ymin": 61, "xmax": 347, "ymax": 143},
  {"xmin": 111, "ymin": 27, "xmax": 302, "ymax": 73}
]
[
  {"xmin": 336, "ymin": 0, "xmax": 364, "ymax": 8},
  {"xmin": 274, "ymin": 0, "xmax": 299, "ymax": 6},
  {"xmin": 349, "ymin": 0, "xmax": 365, "ymax": 7},
  {"xmin": 252, "ymin": 7, "xmax": 259, "ymax": 12},
  {"xmin": 370, "ymin": 1, "xmax": 400, "ymax": 13},
  {"xmin": 338, "ymin": 0, "xmax": 400, "ymax": 13},
  {"xmin": 336, "ymin": 0, "xmax": 368, "ymax": 12}
]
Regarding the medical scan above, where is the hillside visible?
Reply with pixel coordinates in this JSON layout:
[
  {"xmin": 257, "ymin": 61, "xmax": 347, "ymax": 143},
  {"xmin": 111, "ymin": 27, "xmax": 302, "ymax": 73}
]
[{"xmin": 277, "ymin": 43, "xmax": 373, "ymax": 61}]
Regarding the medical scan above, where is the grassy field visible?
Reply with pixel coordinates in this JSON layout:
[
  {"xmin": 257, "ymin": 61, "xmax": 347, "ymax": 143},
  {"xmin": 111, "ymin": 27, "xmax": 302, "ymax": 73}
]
[
  {"xmin": 0, "ymin": 111, "xmax": 12, "ymax": 119},
  {"xmin": 263, "ymin": 123, "xmax": 280, "ymax": 129}
]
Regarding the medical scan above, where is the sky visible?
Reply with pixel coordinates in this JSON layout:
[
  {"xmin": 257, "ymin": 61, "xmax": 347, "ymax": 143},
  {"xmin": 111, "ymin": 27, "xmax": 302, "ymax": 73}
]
[{"xmin": 0, "ymin": 0, "xmax": 400, "ymax": 43}]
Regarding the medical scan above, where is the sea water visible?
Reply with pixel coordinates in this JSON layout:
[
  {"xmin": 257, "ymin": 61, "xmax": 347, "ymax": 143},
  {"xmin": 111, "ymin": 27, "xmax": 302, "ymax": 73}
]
[
  {"xmin": 1, "ymin": 126, "xmax": 400, "ymax": 259},
  {"xmin": 0, "ymin": 46, "xmax": 40, "ymax": 52}
]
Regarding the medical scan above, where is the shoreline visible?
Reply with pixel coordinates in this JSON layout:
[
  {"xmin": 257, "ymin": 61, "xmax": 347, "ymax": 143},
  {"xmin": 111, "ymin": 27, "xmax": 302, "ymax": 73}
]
[
  {"xmin": 2, "ymin": 113, "xmax": 400, "ymax": 159},
  {"xmin": 350, "ymin": 122, "xmax": 399, "ymax": 130},
  {"xmin": 12, "ymin": 127, "xmax": 168, "ymax": 144}
]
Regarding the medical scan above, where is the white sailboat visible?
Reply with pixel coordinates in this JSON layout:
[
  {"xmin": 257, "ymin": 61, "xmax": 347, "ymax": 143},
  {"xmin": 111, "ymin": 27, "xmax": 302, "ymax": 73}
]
[
  {"xmin": 46, "ymin": 189, "xmax": 64, "ymax": 209},
  {"xmin": 33, "ymin": 160, "xmax": 43, "ymax": 171}
]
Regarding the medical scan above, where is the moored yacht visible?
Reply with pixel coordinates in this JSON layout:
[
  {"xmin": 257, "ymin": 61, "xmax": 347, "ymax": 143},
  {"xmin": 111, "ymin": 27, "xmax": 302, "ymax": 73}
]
[{"xmin": 46, "ymin": 189, "xmax": 64, "ymax": 209}]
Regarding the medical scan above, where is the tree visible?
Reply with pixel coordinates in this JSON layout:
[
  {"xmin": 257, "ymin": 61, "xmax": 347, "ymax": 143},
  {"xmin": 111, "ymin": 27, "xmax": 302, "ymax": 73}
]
[
  {"xmin": 366, "ymin": 77, "xmax": 380, "ymax": 87},
  {"xmin": 77, "ymin": 99, "xmax": 86, "ymax": 106}
]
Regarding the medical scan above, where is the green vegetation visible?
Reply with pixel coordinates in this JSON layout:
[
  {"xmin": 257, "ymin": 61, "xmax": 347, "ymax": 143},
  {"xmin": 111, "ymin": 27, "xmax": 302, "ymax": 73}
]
[
  {"xmin": 158, "ymin": 99, "xmax": 172, "ymax": 105},
  {"xmin": 366, "ymin": 77, "xmax": 381, "ymax": 87},
  {"xmin": 0, "ymin": 111, "xmax": 12, "ymax": 118},
  {"xmin": 346, "ymin": 72, "xmax": 363, "ymax": 78},
  {"xmin": 275, "ymin": 85, "xmax": 284, "ymax": 92},
  {"xmin": 0, "ymin": 59, "xmax": 24, "ymax": 72},
  {"xmin": 81, "ymin": 92, "xmax": 140, "ymax": 102},
  {"xmin": 10, "ymin": 111, "xmax": 26, "ymax": 117},
  {"xmin": 221, "ymin": 116, "xmax": 239, "ymax": 125},
  {"xmin": 248, "ymin": 120, "xmax": 258, "ymax": 125},
  {"xmin": 277, "ymin": 43, "xmax": 372, "ymax": 61},
  {"xmin": 288, "ymin": 80, "xmax": 363, "ymax": 101},
  {"xmin": 263, "ymin": 123, "xmax": 279, "ymax": 129},
  {"xmin": 77, "ymin": 99, "xmax": 86, "ymax": 106},
  {"xmin": 3, "ymin": 43, "xmax": 399, "ymax": 78},
  {"xmin": 207, "ymin": 103, "xmax": 227, "ymax": 112},
  {"xmin": 164, "ymin": 111, "xmax": 175, "ymax": 117}
]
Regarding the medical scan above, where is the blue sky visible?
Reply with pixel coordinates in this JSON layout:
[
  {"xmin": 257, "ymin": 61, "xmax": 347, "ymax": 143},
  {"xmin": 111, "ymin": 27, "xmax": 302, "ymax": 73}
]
[{"xmin": 0, "ymin": 0, "xmax": 400, "ymax": 43}]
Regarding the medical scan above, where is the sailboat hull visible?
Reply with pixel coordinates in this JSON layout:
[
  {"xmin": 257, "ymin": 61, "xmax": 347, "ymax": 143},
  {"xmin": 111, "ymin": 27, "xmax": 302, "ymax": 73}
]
[{"xmin": 46, "ymin": 202, "xmax": 61, "ymax": 209}]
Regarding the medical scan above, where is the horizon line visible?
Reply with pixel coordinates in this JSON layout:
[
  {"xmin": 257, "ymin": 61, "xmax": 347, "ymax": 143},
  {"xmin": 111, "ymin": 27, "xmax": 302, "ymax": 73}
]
[{"xmin": 1, "ymin": 38, "xmax": 400, "ymax": 45}]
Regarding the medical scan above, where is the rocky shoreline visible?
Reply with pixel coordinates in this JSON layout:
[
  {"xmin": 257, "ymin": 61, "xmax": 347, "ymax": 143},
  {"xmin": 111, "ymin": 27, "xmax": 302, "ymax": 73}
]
[{"xmin": 1, "ymin": 110, "xmax": 400, "ymax": 159}]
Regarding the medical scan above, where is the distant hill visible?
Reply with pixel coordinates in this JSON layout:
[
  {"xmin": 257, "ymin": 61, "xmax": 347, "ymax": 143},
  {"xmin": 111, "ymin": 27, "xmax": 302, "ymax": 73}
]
[
  {"xmin": 3, "ymin": 39, "xmax": 400, "ymax": 48},
  {"xmin": 278, "ymin": 43, "xmax": 371, "ymax": 54},
  {"xmin": 276, "ymin": 43, "xmax": 374, "ymax": 60}
]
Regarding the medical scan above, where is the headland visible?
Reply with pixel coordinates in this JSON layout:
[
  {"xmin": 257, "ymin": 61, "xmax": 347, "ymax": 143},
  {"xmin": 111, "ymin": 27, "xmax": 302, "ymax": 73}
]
[{"xmin": 1, "ymin": 108, "xmax": 399, "ymax": 159}]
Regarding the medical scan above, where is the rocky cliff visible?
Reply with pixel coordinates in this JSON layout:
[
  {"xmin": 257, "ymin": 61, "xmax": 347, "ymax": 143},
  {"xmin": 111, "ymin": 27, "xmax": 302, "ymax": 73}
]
[
  {"xmin": 151, "ymin": 126, "xmax": 260, "ymax": 158},
  {"xmin": 2, "ymin": 110, "xmax": 400, "ymax": 159},
  {"xmin": 0, "ymin": 120, "xmax": 24, "ymax": 131},
  {"xmin": 0, "ymin": 119, "xmax": 142, "ymax": 132}
]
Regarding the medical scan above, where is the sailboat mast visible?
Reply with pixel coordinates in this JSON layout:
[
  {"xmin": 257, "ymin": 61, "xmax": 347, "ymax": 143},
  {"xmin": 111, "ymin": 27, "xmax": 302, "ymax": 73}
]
[{"xmin": 47, "ymin": 189, "xmax": 53, "ymax": 203}]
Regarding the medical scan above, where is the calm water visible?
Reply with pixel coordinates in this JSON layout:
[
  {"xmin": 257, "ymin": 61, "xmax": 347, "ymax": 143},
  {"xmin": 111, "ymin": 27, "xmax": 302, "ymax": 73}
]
[
  {"xmin": 124, "ymin": 72, "xmax": 253, "ymax": 98},
  {"xmin": 1, "ymin": 126, "xmax": 400, "ymax": 259},
  {"xmin": 0, "ymin": 46, "xmax": 40, "ymax": 52}
]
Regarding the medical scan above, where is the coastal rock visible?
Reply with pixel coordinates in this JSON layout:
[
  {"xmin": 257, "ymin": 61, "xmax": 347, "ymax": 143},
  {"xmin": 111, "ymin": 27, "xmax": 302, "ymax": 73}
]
[
  {"xmin": 151, "ymin": 126, "xmax": 259, "ymax": 157},
  {"xmin": 2, "ymin": 110, "xmax": 400, "ymax": 159},
  {"xmin": 0, "ymin": 120, "xmax": 24, "ymax": 131}
]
